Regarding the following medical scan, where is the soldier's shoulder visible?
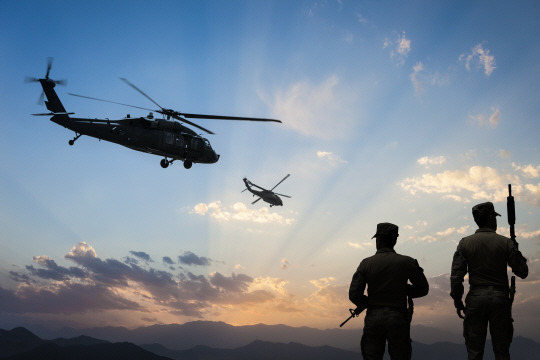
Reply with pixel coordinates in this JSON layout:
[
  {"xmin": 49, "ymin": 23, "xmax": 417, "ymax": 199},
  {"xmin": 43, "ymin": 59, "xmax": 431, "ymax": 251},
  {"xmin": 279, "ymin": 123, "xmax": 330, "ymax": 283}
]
[{"xmin": 393, "ymin": 252, "xmax": 417, "ymax": 264}]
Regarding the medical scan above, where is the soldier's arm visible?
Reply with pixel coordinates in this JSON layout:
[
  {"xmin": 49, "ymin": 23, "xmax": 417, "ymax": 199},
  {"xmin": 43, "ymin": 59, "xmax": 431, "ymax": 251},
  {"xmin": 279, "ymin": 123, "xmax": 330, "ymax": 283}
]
[
  {"xmin": 508, "ymin": 242, "xmax": 528, "ymax": 279},
  {"xmin": 408, "ymin": 259, "xmax": 429, "ymax": 298},
  {"xmin": 349, "ymin": 262, "xmax": 368, "ymax": 307},
  {"xmin": 450, "ymin": 244, "xmax": 467, "ymax": 300}
]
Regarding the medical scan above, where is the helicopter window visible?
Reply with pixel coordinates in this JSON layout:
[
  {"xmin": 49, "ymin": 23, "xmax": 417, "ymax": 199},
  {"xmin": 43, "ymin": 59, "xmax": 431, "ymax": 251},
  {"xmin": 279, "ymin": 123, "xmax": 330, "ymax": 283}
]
[
  {"xmin": 165, "ymin": 132, "xmax": 174, "ymax": 145},
  {"xmin": 191, "ymin": 138, "xmax": 202, "ymax": 150},
  {"xmin": 175, "ymin": 135, "xmax": 184, "ymax": 147}
]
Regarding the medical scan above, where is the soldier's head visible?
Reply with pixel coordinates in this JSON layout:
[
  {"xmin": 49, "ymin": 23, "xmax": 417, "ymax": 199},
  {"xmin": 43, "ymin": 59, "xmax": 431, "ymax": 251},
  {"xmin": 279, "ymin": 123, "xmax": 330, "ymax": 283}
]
[
  {"xmin": 372, "ymin": 222, "xmax": 399, "ymax": 249},
  {"xmin": 472, "ymin": 202, "xmax": 500, "ymax": 230}
]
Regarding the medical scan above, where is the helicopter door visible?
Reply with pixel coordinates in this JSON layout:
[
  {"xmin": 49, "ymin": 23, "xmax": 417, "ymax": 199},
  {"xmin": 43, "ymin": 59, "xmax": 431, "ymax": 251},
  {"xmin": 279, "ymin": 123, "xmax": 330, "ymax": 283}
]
[
  {"xmin": 175, "ymin": 135, "xmax": 184, "ymax": 148},
  {"xmin": 164, "ymin": 131, "xmax": 175, "ymax": 145}
]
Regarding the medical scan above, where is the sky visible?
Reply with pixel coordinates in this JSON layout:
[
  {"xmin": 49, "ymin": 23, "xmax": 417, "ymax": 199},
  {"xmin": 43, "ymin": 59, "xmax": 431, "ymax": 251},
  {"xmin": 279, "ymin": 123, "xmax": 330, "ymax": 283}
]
[{"xmin": 1, "ymin": 0, "xmax": 540, "ymax": 343}]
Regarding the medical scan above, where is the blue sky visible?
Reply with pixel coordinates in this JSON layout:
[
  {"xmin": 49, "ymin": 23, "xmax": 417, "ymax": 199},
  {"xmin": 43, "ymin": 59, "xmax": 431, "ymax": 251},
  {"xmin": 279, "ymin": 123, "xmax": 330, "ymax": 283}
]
[{"xmin": 1, "ymin": 0, "xmax": 539, "ymax": 342}]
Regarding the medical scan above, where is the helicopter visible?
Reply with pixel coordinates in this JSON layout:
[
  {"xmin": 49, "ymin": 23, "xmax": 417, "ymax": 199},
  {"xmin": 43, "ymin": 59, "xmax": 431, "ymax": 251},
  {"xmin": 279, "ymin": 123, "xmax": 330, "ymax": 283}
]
[
  {"xmin": 242, "ymin": 174, "xmax": 291, "ymax": 207},
  {"xmin": 26, "ymin": 58, "xmax": 281, "ymax": 169}
]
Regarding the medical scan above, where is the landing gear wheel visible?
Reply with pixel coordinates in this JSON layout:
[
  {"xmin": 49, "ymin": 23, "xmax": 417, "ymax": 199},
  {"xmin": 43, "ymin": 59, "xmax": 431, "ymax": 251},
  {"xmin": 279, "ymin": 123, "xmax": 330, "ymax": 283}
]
[
  {"xmin": 160, "ymin": 159, "xmax": 169, "ymax": 168},
  {"xmin": 183, "ymin": 160, "xmax": 192, "ymax": 169},
  {"xmin": 69, "ymin": 133, "xmax": 81, "ymax": 146}
]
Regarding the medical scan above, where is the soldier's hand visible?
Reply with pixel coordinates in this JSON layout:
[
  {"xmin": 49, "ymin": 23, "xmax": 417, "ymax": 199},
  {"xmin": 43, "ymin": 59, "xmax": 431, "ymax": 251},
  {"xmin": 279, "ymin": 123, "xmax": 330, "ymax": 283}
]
[{"xmin": 453, "ymin": 299, "xmax": 465, "ymax": 310}]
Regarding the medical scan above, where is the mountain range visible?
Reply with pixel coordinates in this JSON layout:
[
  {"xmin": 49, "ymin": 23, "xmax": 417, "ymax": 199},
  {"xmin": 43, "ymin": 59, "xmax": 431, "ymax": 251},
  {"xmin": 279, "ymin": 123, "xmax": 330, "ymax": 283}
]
[
  {"xmin": 27, "ymin": 321, "xmax": 464, "ymax": 350},
  {"xmin": 2, "ymin": 322, "xmax": 539, "ymax": 359}
]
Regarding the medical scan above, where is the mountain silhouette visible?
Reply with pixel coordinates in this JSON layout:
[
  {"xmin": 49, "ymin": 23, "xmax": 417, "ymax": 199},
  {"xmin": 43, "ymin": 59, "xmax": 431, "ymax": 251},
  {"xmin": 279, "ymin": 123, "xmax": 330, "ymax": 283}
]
[
  {"xmin": 0, "ymin": 327, "xmax": 172, "ymax": 360},
  {"xmin": 31, "ymin": 320, "xmax": 464, "ymax": 350}
]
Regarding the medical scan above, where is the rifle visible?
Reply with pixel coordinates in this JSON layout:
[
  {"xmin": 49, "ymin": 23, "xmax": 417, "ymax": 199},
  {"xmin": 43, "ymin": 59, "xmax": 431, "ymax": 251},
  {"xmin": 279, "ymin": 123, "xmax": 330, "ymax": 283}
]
[
  {"xmin": 507, "ymin": 184, "xmax": 517, "ymax": 304},
  {"xmin": 339, "ymin": 305, "xmax": 366, "ymax": 327}
]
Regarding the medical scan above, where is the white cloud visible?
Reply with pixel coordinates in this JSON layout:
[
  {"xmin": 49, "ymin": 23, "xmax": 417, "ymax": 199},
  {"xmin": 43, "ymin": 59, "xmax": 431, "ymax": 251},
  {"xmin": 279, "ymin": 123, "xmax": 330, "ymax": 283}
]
[
  {"xmin": 400, "ymin": 166, "xmax": 520, "ymax": 202},
  {"xmin": 410, "ymin": 62, "xmax": 450, "ymax": 96},
  {"xmin": 417, "ymin": 156, "xmax": 446, "ymax": 168},
  {"xmin": 469, "ymin": 107, "xmax": 500, "ymax": 128},
  {"xmin": 436, "ymin": 226, "xmax": 469, "ymax": 237},
  {"xmin": 263, "ymin": 75, "xmax": 356, "ymax": 139},
  {"xmin": 513, "ymin": 163, "xmax": 540, "ymax": 178},
  {"xmin": 385, "ymin": 31, "xmax": 411, "ymax": 65},
  {"xmin": 460, "ymin": 43, "xmax": 496, "ymax": 76},
  {"xmin": 519, "ymin": 229, "xmax": 540, "ymax": 239},
  {"xmin": 190, "ymin": 201, "xmax": 295, "ymax": 224},
  {"xmin": 317, "ymin": 151, "xmax": 348, "ymax": 167}
]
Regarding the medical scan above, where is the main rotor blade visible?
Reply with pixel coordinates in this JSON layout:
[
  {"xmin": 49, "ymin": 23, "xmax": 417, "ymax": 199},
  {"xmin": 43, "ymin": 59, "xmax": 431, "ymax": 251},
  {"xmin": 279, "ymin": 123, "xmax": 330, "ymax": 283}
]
[
  {"xmin": 270, "ymin": 174, "xmax": 290, "ymax": 191},
  {"xmin": 68, "ymin": 93, "xmax": 155, "ymax": 112},
  {"xmin": 249, "ymin": 183, "xmax": 267, "ymax": 191},
  {"xmin": 169, "ymin": 113, "xmax": 215, "ymax": 135},
  {"xmin": 120, "ymin": 77, "xmax": 163, "ymax": 110},
  {"xmin": 274, "ymin": 193, "xmax": 291, "ymax": 198},
  {"xmin": 252, "ymin": 197, "xmax": 262, "ymax": 205},
  {"xmin": 179, "ymin": 112, "xmax": 281, "ymax": 123}
]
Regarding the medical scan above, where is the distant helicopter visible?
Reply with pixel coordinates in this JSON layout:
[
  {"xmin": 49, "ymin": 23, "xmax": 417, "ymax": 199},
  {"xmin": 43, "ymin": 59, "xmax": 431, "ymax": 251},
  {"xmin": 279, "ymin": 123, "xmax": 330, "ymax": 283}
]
[
  {"xmin": 26, "ymin": 58, "xmax": 281, "ymax": 169},
  {"xmin": 242, "ymin": 174, "xmax": 291, "ymax": 206}
]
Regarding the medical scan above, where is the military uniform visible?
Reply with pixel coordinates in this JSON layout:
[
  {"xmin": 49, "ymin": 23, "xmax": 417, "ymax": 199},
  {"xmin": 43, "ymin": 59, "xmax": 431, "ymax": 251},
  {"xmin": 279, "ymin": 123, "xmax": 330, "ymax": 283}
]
[
  {"xmin": 349, "ymin": 223, "xmax": 429, "ymax": 360},
  {"xmin": 450, "ymin": 202, "xmax": 528, "ymax": 360}
]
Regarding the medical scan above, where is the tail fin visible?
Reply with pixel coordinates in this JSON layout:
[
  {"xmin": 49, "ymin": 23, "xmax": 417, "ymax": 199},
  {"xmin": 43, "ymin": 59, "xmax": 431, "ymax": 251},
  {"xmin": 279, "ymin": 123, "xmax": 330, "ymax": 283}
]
[{"xmin": 40, "ymin": 79, "xmax": 67, "ymax": 114}]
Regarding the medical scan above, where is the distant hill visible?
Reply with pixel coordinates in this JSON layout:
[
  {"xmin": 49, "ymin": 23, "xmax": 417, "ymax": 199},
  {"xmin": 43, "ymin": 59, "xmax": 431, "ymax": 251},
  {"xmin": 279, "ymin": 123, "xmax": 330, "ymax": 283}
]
[
  {"xmin": 32, "ymin": 320, "xmax": 463, "ymax": 351},
  {"xmin": 141, "ymin": 337, "xmax": 540, "ymax": 360},
  {"xmin": 0, "ymin": 327, "xmax": 172, "ymax": 360},
  {"xmin": 2, "ymin": 326, "xmax": 539, "ymax": 360}
]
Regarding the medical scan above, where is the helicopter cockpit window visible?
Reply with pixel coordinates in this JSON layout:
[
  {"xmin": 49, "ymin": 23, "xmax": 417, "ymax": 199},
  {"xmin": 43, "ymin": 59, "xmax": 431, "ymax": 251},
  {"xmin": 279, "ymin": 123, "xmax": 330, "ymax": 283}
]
[{"xmin": 191, "ymin": 138, "xmax": 202, "ymax": 150}]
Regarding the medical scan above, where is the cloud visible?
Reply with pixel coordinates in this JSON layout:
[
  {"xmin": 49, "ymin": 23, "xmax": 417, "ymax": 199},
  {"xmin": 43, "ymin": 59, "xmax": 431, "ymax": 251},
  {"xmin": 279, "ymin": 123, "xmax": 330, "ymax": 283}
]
[
  {"xmin": 460, "ymin": 43, "xmax": 496, "ymax": 76},
  {"xmin": 513, "ymin": 163, "xmax": 540, "ymax": 179},
  {"xmin": 178, "ymin": 251, "xmax": 211, "ymax": 267},
  {"xmin": 129, "ymin": 251, "xmax": 153, "ymax": 262},
  {"xmin": 417, "ymin": 156, "xmax": 446, "ymax": 168},
  {"xmin": 401, "ymin": 162, "xmax": 540, "ymax": 206},
  {"xmin": 410, "ymin": 62, "xmax": 450, "ymax": 96},
  {"xmin": 262, "ymin": 75, "xmax": 356, "ymax": 139},
  {"xmin": 435, "ymin": 226, "xmax": 469, "ymax": 237},
  {"xmin": 162, "ymin": 256, "xmax": 175, "ymax": 265},
  {"xmin": 384, "ymin": 31, "xmax": 411, "ymax": 65},
  {"xmin": 191, "ymin": 201, "xmax": 295, "ymax": 224},
  {"xmin": 399, "ymin": 166, "xmax": 520, "ymax": 203},
  {"xmin": 469, "ymin": 106, "xmax": 500, "ymax": 128},
  {"xmin": 2, "ymin": 243, "xmax": 276, "ymax": 319},
  {"xmin": 317, "ymin": 151, "xmax": 348, "ymax": 167}
]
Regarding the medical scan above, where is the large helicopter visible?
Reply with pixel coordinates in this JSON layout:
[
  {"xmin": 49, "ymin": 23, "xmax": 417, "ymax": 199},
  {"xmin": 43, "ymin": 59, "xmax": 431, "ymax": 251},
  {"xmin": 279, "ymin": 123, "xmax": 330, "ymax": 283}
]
[
  {"xmin": 26, "ymin": 59, "xmax": 281, "ymax": 169},
  {"xmin": 242, "ymin": 174, "xmax": 291, "ymax": 207}
]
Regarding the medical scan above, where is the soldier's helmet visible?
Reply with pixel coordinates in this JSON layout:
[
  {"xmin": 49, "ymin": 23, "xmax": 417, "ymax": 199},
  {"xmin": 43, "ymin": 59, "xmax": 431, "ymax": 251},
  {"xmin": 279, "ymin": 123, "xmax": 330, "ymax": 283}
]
[
  {"xmin": 372, "ymin": 222, "xmax": 399, "ymax": 239},
  {"xmin": 472, "ymin": 202, "xmax": 501, "ymax": 217}
]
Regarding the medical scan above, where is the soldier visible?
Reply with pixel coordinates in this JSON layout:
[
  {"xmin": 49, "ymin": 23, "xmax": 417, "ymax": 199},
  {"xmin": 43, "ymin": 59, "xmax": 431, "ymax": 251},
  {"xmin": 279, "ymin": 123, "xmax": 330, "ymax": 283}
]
[
  {"xmin": 450, "ymin": 202, "xmax": 528, "ymax": 360},
  {"xmin": 349, "ymin": 222, "xmax": 429, "ymax": 360}
]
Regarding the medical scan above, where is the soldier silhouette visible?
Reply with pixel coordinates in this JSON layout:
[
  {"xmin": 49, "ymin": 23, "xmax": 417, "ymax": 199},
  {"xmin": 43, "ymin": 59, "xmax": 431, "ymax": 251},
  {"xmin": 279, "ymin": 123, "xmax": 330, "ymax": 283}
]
[
  {"xmin": 349, "ymin": 222, "xmax": 429, "ymax": 359},
  {"xmin": 450, "ymin": 202, "xmax": 528, "ymax": 360}
]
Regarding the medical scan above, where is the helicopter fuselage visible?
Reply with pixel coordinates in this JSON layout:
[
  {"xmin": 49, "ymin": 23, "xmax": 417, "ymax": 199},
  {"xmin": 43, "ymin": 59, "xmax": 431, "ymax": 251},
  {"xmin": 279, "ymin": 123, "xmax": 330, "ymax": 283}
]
[
  {"xmin": 51, "ymin": 114, "xmax": 220, "ymax": 166},
  {"xmin": 38, "ymin": 78, "xmax": 219, "ymax": 168},
  {"xmin": 242, "ymin": 178, "xmax": 284, "ymax": 206}
]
